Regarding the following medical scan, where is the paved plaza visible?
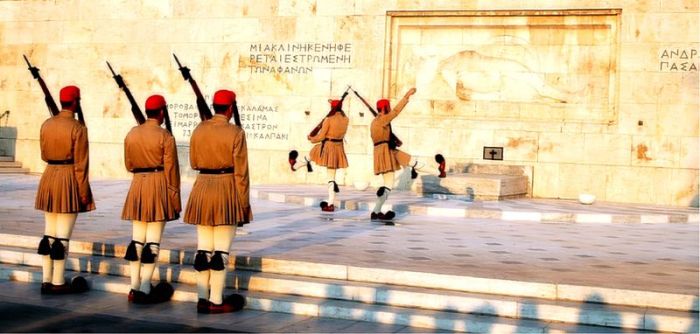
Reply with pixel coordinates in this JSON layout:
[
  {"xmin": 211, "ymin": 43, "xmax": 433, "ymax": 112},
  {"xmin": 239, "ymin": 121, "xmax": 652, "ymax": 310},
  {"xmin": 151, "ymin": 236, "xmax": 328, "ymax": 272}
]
[{"xmin": 0, "ymin": 174, "xmax": 697, "ymax": 295}]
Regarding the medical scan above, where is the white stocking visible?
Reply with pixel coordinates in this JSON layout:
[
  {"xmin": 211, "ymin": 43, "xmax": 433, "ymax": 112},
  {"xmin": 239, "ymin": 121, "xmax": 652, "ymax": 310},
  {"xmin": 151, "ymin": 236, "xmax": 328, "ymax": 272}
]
[
  {"xmin": 42, "ymin": 213, "xmax": 57, "ymax": 283},
  {"xmin": 139, "ymin": 221, "xmax": 165, "ymax": 294},
  {"xmin": 52, "ymin": 213, "xmax": 77, "ymax": 286},
  {"xmin": 209, "ymin": 225, "xmax": 236, "ymax": 305},
  {"xmin": 196, "ymin": 225, "xmax": 214, "ymax": 300},
  {"xmin": 130, "ymin": 221, "xmax": 147, "ymax": 290},
  {"xmin": 327, "ymin": 168, "xmax": 337, "ymax": 204},
  {"xmin": 372, "ymin": 172, "xmax": 394, "ymax": 213}
]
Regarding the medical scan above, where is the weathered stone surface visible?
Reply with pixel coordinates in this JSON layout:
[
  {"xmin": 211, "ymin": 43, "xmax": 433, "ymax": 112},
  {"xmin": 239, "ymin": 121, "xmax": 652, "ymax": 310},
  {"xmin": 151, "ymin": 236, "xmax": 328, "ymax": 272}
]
[
  {"xmin": 411, "ymin": 173, "xmax": 528, "ymax": 200},
  {"xmin": 0, "ymin": 2, "xmax": 697, "ymax": 206}
]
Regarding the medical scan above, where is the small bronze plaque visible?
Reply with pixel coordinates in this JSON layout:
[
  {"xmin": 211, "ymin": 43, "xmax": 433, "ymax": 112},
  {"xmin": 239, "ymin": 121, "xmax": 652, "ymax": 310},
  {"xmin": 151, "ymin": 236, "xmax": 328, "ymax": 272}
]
[{"xmin": 483, "ymin": 147, "xmax": 503, "ymax": 160}]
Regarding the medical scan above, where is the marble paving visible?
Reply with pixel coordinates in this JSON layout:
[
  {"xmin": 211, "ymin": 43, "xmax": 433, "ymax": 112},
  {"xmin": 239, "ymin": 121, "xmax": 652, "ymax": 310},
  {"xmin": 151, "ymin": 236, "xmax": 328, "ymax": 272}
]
[{"xmin": 0, "ymin": 174, "xmax": 697, "ymax": 295}]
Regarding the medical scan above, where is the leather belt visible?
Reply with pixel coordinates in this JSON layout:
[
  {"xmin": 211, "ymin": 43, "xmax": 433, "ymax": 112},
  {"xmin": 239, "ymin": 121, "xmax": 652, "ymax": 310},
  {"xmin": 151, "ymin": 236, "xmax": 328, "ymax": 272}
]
[
  {"xmin": 199, "ymin": 167, "xmax": 234, "ymax": 174},
  {"xmin": 47, "ymin": 159, "xmax": 74, "ymax": 165},
  {"xmin": 132, "ymin": 166, "xmax": 164, "ymax": 173},
  {"xmin": 373, "ymin": 141, "xmax": 389, "ymax": 147},
  {"xmin": 323, "ymin": 138, "xmax": 343, "ymax": 142}
]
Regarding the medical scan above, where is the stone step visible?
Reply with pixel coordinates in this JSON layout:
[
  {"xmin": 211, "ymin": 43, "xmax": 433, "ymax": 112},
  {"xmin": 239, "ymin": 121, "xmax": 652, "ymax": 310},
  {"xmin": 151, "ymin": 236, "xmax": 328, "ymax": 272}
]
[
  {"xmin": 0, "ymin": 263, "xmax": 642, "ymax": 333},
  {"xmin": 0, "ymin": 161, "xmax": 21, "ymax": 168},
  {"xmin": 0, "ymin": 245, "xmax": 695, "ymax": 332},
  {"xmin": 0, "ymin": 167, "xmax": 29, "ymax": 174},
  {"xmin": 0, "ymin": 234, "xmax": 696, "ymax": 313},
  {"xmin": 410, "ymin": 173, "xmax": 529, "ymax": 200},
  {"xmin": 0, "ymin": 156, "xmax": 14, "ymax": 162}
]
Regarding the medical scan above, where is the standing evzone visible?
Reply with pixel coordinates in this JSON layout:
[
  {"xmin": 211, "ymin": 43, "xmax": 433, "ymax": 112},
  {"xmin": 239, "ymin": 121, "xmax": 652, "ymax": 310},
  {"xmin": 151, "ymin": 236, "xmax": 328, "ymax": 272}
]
[
  {"xmin": 370, "ymin": 88, "xmax": 447, "ymax": 222},
  {"xmin": 184, "ymin": 90, "xmax": 251, "ymax": 314},
  {"xmin": 122, "ymin": 95, "xmax": 180, "ymax": 304},
  {"xmin": 307, "ymin": 99, "xmax": 350, "ymax": 212},
  {"xmin": 35, "ymin": 86, "xmax": 94, "ymax": 294}
]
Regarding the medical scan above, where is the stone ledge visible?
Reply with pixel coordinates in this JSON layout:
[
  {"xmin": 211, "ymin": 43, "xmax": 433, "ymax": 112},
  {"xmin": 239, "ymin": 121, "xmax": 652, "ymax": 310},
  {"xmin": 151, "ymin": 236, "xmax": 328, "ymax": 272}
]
[
  {"xmin": 1, "ymin": 235, "xmax": 697, "ymax": 313},
  {"xmin": 249, "ymin": 188, "xmax": 699, "ymax": 224},
  {"xmin": 410, "ymin": 173, "xmax": 529, "ymax": 200}
]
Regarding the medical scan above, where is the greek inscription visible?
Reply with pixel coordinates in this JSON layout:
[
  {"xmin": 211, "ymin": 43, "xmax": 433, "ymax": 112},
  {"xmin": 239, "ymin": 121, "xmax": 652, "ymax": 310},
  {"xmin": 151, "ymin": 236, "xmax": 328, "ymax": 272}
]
[
  {"xmin": 169, "ymin": 103, "xmax": 288, "ymax": 146},
  {"xmin": 659, "ymin": 48, "xmax": 698, "ymax": 72},
  {"xmin": 247, "ymin": 42, "xmax": 353, "ymax": 75}
]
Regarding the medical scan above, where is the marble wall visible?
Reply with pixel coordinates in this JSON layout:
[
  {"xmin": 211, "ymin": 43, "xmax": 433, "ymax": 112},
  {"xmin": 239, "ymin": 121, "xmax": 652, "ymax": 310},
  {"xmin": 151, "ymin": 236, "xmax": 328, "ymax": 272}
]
[{"xmin": 0, "ymin": 0, "xmax": 697, "ymax": 206}]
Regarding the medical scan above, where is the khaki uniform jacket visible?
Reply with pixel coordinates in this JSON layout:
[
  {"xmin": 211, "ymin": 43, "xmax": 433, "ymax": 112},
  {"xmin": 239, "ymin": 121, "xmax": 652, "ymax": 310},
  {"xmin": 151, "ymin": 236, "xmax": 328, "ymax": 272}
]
[
  {"xmin": 184, "ymin": 114, "xmax": 252, "ymax": 225},
  {"xmin": 35, "ymin": 110, "xmax": 95, "ymax": 213},
  {"xmin": 371, "ymin": 95, "xmax": 411, "ymax": 175},
  {"xmin": 308, "ymin": 112, "xmax": 349, "ymax": 169},
  {"xmin": 122, "ymin": 119, "xmax": 181, "ymax": 222}
]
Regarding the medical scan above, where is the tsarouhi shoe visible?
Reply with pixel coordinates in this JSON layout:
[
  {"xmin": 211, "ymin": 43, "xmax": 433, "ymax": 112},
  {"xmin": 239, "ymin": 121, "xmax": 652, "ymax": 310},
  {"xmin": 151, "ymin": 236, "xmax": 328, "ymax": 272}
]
[
  {"xmin": 288, "ymin": 150, "xmax": 299, "ymax": 171},
  {"xmin": 383, "ymin": 211, "xmax": 396, "ymax": 220},
  {"xmin": 207, "ymin": 294, "xmax": 246, "ymax": 314},
  {"xmin": 128, "ymin": 289, "xmax": 137, "ymax": 302},
  {"xmin": 370, "ymin": 212, "xmax": 385, "ymax": 221},
  {"xmin": 40, "ymin": 283, "xmax": 53, "ymax": 295},
  {"xmin": 48, "ymin": 276, "xmax": 88, "ymax": 294},
  {"xmin": 320, "ymin": 201, "xmax": 335, "ymax": 212},
  {"xmin": 197, "ymin": 298, "xmax": 210, "ymax": 314},
  {"xmin": 435, "ymin": 154, "xmax": 447, "ymax": 178},
  {"xmin": 133, "ymin": 282, "xmax": 174, "ymax": 304}
]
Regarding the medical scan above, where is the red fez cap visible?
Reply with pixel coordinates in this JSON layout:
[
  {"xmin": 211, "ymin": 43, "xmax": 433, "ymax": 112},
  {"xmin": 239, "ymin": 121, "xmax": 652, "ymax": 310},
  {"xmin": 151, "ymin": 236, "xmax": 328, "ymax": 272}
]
[
  {"xmin": 59, "ymin": 86, "xmax": 80, "ymax": 102},
  {"xmin": 145, "ymin": 95, "xmax": 166, "ymax": 110},
  {"xmin": 376, "ymin": 99, "xmax": 390, "ymax": 111},
  {"xmin": 213, "ymin": 90, "xmax": 236, "ymax": 106},
  {"xmin": 330, "ymin": 99, "xmax": 342, "ymax": 110}
]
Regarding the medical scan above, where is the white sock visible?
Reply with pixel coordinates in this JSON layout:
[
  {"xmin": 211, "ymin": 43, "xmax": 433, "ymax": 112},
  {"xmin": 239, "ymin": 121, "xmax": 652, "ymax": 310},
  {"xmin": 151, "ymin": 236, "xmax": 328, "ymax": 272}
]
[
  {"xmin": 373, "ymin": 187, "xmax": 390, "ymax": 213},
  {"xmin": 328, "ymin": 181, "xmax": 336, "ymax": 205},
  {"xmin": 42, "ymin": 255, "xmax": 53, "ymax": 283}
]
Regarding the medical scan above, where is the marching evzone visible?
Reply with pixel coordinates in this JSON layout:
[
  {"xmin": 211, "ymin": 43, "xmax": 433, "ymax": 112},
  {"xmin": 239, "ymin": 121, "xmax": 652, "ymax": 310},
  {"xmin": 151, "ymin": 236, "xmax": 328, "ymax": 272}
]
[
  {"xmin": 307, "ymin": 99, "xmax": 349, "ymax": 212},
  {"xmin": 122, "ymin": 95, "xmax": 180, "ymax": 304},
  {"xmin": 184, "ymin": 90, "xmax": 251, "ymax": 314},
  {"xmin": 370, "ymin": 87, "xmax": 446, "ymax": 221},
  {"xmin": 35, "ymin": 86, "xmax": 94, "ymax": 294}
]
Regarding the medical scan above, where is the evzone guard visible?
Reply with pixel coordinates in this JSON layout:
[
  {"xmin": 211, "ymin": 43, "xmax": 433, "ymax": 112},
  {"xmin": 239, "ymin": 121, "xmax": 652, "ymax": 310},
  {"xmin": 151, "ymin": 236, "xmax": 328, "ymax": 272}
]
[
  {"xmin": 121, "ymin": 95, "xmax": 180, "ymax": 304},
  {"xmin": 366, "ymin": 87, "xmax": 446, "ymax": 223},
  {"xmin": 310, "ymin": 96, "xmax": 351, "ymax": 212},
  {"xmin": 34, "ymin": 86, "xmax": 93, "ymax": 294},
  {"xmin": 184, "ymin": 90, "xmax": 251, "ymax": 314},
  {"xmin": 289, "ymin": 90, "xmax": 350, "ymax": 212}
]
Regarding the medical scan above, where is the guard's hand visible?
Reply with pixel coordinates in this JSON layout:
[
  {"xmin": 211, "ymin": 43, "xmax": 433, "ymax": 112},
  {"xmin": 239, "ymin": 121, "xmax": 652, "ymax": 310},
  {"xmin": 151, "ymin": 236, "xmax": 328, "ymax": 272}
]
[
  {"xmin": 178, "ymin": 66, "xmax": 192, "ymax": 81},
  {"xmin": 80, "ymin": 195, "xmax": 89, "ymax": 206},
  {"xmin": 406, "ymin": 87, "xmax": 417, "ymax": 96}
]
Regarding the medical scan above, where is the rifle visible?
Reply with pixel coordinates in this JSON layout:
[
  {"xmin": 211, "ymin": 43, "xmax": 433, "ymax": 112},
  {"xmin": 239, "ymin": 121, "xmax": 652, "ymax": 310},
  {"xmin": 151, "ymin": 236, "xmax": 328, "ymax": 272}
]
[
  {"xmin": 23, "ymin": 55, "xmax": 59, "ymax": 117},
  {"xmin": 308, "ymin": 86, "xmax": 351, "ymax": 137},
  {"xmin": 162, "ymin": 106, "xmax": 173, "ymax": 134},
  {"xmin": 350, "ymin": 88, "xmax": 402, "ymax": 148},
  {"xmin": 173, "ymin": 54, "xmax": 213, "ymax": 122},
  {"xmin": 106, "ymin": 61, "xmax": 146, "ymax": 125}
]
